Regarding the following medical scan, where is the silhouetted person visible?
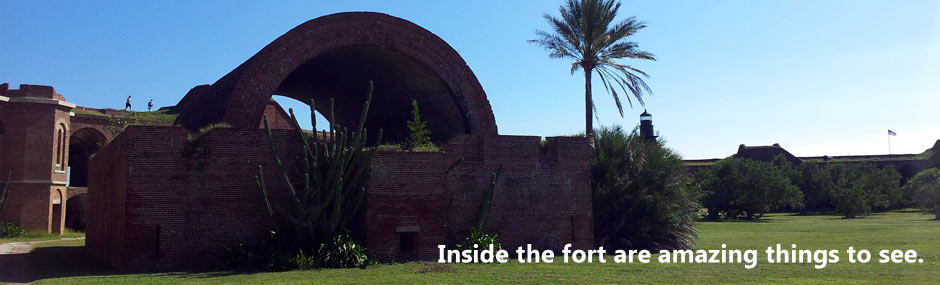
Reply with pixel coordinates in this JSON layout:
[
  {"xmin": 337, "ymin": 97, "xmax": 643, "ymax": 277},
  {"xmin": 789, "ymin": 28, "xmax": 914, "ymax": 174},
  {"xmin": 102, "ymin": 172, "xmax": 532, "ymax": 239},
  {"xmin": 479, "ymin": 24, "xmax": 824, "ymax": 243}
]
[
  {"xmin": 125, "ymin": 95, "xmax": 132, "ymax": 111},
  {"xmin": 148, "ymin": 99, "xmax": 154, "ymax": 112}
]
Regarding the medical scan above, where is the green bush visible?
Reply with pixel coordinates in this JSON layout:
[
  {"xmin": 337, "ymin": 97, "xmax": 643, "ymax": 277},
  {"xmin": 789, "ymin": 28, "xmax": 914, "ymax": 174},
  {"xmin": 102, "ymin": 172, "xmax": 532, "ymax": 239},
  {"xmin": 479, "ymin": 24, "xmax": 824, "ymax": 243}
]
[
  {"xmin": 307, "ymin": 231, "xmax": 374, "ymax": 269},
  {"xmin": 0, "ymin": 221, "xmax": 26, "ymax": 238},
  {"xmin": 699, "ymin": 158, "xmax": 803, "ymax": 220},
  {"xmin": 455, "ymin": 227, "xmax": 502, "ymax": 259},
  {"xmin": 904, "ymin": 168, "xmax": 940, "ymax": 220},
  {"xmin": 825, "ymin": 163, "xmax": 903, "ymax": 218},
  {"xmin": 592, "ymin": 126, "xmax": 700, "ymax": 250},
  {"xmin": 793, "ymin": 162, "xmax": 836, "ymax": 212}
]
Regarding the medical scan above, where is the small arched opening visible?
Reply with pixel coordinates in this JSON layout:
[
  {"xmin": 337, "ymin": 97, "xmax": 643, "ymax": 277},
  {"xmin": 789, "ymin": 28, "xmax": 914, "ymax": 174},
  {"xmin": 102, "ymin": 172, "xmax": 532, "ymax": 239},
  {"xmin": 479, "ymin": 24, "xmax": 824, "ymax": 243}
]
[
  {"xmin": 51, "ymin": 189, "xmax": 64, "ymax": 234},
  {"xmin": 68, "ymin": 128, "xmax": 106, "ymax": 187}
]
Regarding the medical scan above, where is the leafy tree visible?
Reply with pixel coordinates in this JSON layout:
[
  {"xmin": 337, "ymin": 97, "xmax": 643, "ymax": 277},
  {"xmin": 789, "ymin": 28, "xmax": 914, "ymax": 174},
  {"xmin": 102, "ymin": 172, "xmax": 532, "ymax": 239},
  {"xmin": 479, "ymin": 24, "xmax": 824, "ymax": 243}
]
[
  {"xmin": 904, "ymin": 168, "xmax": 940, "ymax": 220},
  {"xmin": 826, "ymin": 163, "xmax": 903, "ymax": 218},
  {"xmin": 867, "ymin": 165, "xmax": 903, "ymax": 211},
  {"xmin": 404, "ymin": 99, "xmax": 433, "ymax": 151},
  {"xmin": 794, "ymin": 162, "xmax": 836, "ymax": 212},
  {"xmin": 699, "ymin": 158, "xmax": 803, "ymax": 220},
  {"xmin": 531, "ymin": 0, "xmax": 656, "ymax": 137},
  {"xmin": 828, "ymin": 164, "xmax": 872, "ymax": 218},
  {"xmin": 592, "ymin": 126, "xmax": 699, "ymax": 250}
]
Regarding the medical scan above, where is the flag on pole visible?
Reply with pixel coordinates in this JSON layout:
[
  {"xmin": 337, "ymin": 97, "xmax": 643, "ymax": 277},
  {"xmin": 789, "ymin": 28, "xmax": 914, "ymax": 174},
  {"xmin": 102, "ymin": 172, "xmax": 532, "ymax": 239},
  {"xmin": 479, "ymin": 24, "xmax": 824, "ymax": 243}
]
[{"xmin": 888, "ymin": 129, "xmax": 897, "ymax": 136}]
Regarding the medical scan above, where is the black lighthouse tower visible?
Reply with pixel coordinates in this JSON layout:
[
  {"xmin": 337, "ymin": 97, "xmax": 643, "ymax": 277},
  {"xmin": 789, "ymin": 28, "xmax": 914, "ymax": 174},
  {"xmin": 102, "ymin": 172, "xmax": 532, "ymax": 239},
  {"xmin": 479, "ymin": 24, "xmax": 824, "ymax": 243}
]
[{"xmin": 639, "ymin": 109, "xmax": 657, "ymax": 142}]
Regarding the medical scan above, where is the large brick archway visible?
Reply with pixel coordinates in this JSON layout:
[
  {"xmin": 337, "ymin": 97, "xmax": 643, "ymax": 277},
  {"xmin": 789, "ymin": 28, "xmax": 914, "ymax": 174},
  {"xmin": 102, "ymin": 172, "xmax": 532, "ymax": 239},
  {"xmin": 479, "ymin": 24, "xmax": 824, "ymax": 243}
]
[{"xmin": 175, "ymin": 12, "xmax": 498, "ymax": 143}]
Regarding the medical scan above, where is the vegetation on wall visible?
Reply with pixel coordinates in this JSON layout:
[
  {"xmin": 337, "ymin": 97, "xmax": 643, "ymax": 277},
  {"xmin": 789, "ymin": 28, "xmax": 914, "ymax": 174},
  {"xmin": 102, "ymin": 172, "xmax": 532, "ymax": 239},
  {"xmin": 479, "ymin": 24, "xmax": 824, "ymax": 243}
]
[
  {"xmin": 0, "ymin": 171, "xmax": 25, "ymax": 238},
  {"xmin": 0, "ymin": 171, "xmax": 10, "ymax": 217},
  {"xmin": 698, "ymin": 157, "xmax": 803, "ymax": 220},
  {"xmin": 456, "ymin": 166, "xmax": 503, "ymax": 255},
  {"xmin": 592, "ymin": 126, "xmax": 700, "ymax": 250},
  {"xmin": 403, "ymin": 99, "xmax": 434, "ymax": 151}
]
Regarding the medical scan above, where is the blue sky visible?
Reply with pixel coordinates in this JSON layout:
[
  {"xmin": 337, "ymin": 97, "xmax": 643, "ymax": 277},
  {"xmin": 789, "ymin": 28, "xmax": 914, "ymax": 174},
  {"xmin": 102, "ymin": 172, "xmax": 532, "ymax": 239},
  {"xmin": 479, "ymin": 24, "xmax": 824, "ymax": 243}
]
[{"xmin": 1, "ymin": 0, "xmax": 938, "ymax": 159}]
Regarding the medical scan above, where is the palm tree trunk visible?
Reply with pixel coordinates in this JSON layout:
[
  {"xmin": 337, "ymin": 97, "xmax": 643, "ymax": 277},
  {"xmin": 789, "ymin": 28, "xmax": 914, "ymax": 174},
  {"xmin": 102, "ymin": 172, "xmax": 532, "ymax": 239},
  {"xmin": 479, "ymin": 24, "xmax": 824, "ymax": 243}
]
[{"xmin": 584, "ymin": 68, "xmax": 593, "ymax": 138}]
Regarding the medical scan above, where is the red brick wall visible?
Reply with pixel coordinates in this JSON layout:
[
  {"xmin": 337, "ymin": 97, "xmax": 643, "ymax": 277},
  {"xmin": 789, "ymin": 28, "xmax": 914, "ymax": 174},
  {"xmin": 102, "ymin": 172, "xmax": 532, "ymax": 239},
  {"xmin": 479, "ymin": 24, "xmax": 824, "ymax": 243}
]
[
  {"xmin": 86, "ymin": 130, "xmax": 130, "ymax": 269},
  {"xmin": 86, "ymin": 126, "xmax": 592, "ymax": 270},
  {"xmin": 0, "ymin": 90, "xmax": 72, "ymax": 233}
]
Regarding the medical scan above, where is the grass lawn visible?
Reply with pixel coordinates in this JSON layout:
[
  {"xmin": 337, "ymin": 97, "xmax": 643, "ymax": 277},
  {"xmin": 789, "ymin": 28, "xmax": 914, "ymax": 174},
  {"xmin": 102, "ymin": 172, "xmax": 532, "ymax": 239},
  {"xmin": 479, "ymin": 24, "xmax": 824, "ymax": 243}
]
[
  {"xmin": 0, "ymin": 229, "xmax": 84, "ymax": 245},
  {"xmin": 25, "ymin": 210, "xmax": 940, "ymax": 284}
]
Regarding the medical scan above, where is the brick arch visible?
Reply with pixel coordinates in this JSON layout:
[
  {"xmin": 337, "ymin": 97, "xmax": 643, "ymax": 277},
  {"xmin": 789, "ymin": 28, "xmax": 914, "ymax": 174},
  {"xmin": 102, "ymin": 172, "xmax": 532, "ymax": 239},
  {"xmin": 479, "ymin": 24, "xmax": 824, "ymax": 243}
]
[
  {"xmin": 175, "ymin": 12, "xmax": 497, "ymax": 142},
  {"xmin": 68, "ymin": 127, "xmax": 107, "ymax": 187}
]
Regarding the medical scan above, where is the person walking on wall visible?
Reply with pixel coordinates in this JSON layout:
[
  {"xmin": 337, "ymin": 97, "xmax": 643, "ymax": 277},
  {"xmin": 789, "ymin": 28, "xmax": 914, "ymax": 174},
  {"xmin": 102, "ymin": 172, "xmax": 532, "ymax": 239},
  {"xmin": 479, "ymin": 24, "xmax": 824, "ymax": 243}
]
[
  {"xmin": 148, "ymin": 99, "xmax": 154, "ymax": 112},
  {"xmin": 125, "ymin": 95, "xmax": 132, "ymax": 111}
]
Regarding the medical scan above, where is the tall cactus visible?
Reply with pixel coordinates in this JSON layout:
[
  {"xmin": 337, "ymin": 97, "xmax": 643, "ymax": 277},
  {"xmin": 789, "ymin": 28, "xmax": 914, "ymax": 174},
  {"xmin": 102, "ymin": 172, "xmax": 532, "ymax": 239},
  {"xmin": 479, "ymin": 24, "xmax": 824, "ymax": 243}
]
[
  {"xmin": 0, "ymin": 171, "xmax": 10, "ymax": 216},
  {"xmin": 256, "ymin": 81, "xmax": 382, "ymax": 248}
]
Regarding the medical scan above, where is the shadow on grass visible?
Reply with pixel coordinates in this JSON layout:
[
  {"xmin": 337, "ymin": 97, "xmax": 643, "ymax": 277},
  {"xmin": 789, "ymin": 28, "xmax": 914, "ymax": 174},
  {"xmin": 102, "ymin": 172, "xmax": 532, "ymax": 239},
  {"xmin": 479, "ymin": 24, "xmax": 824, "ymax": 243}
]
[
  {"xmin": 0, "ymin": 244, "xmax": 257, "ymax": 283},
  {"xmin": 27, "ymin": 245, "xmax": 120, "ymax": 281}
]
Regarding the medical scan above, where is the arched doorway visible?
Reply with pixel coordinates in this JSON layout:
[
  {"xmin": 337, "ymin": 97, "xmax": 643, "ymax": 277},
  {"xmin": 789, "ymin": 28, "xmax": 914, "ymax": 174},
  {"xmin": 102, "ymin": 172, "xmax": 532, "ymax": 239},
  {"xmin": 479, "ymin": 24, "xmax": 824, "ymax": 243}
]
[
  {"xmin": 51, "ymin": 189, "xmax": 63, "ymax": 234},
  {"xmin": 68, "ymin": 128, "xmax": 106, "ymax": 187},
  {"xmin": 66, "ymin": 128, "xmax": 105, "ymax": 231}
]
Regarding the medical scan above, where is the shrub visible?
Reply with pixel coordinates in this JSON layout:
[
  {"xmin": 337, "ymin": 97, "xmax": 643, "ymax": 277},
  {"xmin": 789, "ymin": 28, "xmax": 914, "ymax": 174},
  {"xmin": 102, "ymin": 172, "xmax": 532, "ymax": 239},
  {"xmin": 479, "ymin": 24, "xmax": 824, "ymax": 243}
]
[
  {"xmin": 296, "ymin": 231, "xmax": 374, "ymax": 269},
  {"xmin": 699, "ymin": 158, "xmax": 803, "ymax": 220},
  {"xmin": 403, "ymin": 99, "xmax": 433, "ymax": 151},
  {"xmin": 793, "ymin": 162, "xmax": 836, "ymax": 213},
  {"xmin": 826, "ymin": 163, "xmax": 903, "ymax": 218},
  {"xmin": 904, "ymin": 168, "xmax": 940, "ymax": 220},
  {"xmin": 592, "ymin": 126, "xmax": 700, "ymax": 250},
  {"xmin": 0, "ymin": 221, "xmax": 25, "ymax": 238},
  {"xmin": 456, "ymin": 227, "xmax": 502, "ymax": 253}
]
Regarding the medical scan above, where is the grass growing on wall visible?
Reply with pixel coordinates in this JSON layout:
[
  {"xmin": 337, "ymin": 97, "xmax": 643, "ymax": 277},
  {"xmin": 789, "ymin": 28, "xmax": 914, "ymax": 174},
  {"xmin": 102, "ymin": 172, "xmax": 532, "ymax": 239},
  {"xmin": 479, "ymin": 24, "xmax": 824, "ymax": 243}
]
[{"xmin": 72, "ymin": 109, "xmax": 178, "ymax": 124}]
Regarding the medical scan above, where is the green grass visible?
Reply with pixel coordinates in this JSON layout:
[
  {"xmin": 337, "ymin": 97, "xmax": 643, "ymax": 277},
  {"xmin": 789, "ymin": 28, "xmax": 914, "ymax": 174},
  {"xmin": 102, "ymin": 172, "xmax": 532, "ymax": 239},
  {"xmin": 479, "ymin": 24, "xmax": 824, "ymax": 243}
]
[
  {"xmin": 72, "ymin": 109, "xmax": 178, "ymax": 124},
  {"xmin": 0, "ymin": 229, "xmax": 84, "ymax": 245},
  {"xmin": 27, "ymin": 211, "xmax": 940, "ymax": 284}
]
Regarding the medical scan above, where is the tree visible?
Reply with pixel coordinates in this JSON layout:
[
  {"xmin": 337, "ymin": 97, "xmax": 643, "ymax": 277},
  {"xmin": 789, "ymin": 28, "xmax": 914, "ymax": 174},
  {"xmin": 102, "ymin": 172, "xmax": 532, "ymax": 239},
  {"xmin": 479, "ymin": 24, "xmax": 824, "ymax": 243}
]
[
  {"xmin": 904, "ymin": 168, "xmax": 940, "ymax": 220},
  {"xmin": 403, "ymin": 99, "xmax": 432, "ymax": 151},
  {"xmin": 699, "ymin": 158, "xmax": 803, "ymax": 220},
  {"xmin": 826, "ymin": 163, "xmax": 903, "ymax": 218},
  {"xmin": 592, "ymin": 126, "xmax": 700, "ymax": 250},
  {"xmin": 793, "ymin": 162, "xmax": 836, "ymax": 213},
  {"xmin": 531, "ymin": 0, "xmax": 656, "ymax": 138}
]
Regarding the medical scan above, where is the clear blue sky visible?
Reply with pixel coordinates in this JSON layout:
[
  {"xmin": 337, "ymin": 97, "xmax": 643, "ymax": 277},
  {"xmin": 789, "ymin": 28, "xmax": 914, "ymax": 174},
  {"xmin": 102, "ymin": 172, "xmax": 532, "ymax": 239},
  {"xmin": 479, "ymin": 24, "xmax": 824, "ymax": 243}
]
[{"xmin": 1, "ymin": 0, "xmax": 938, "ymax": 159}]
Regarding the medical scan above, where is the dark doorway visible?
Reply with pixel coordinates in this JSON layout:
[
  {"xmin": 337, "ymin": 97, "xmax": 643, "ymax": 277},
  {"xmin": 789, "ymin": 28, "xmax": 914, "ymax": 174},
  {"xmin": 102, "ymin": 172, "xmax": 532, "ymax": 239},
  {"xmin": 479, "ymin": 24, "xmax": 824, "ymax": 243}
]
[{"xmin": 68, "ymin": 128, "xmax": 105, "ymax": 187}]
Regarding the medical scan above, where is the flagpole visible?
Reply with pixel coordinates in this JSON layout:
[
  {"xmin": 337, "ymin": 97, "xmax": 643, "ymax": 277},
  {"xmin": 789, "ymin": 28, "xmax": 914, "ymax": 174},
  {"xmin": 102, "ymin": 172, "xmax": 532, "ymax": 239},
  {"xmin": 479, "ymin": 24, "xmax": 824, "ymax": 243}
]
[{"xmin": 888, "ymin": 132, "xmax": 891, "ymax": 155}]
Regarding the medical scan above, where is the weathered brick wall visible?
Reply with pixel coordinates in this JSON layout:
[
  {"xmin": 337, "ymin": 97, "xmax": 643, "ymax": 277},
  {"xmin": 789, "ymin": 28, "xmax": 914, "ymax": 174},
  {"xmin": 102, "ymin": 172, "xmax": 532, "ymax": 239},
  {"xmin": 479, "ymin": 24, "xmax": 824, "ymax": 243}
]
[
  {"xmin": 88, "ymin": 126, "xmax": 303, "ymax": 269},
  {"xmin": 87, "ymin": 126, "xmax": 592, "ymax": 270},
  {"xmin": 86, "ymin": 129, "xmax": 129, "ymax": 269},
  {"xmin": 0, "ymin": 86, "xmax": 72, "ymax": 233}
]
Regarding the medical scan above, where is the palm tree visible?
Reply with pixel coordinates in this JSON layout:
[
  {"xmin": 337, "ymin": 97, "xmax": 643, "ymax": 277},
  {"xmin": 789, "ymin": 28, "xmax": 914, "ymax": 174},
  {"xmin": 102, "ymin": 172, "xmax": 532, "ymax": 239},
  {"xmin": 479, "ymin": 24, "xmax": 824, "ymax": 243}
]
[{"xmin": 530, "ymin": 0, "xmax": 656, "ymax": 138}]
